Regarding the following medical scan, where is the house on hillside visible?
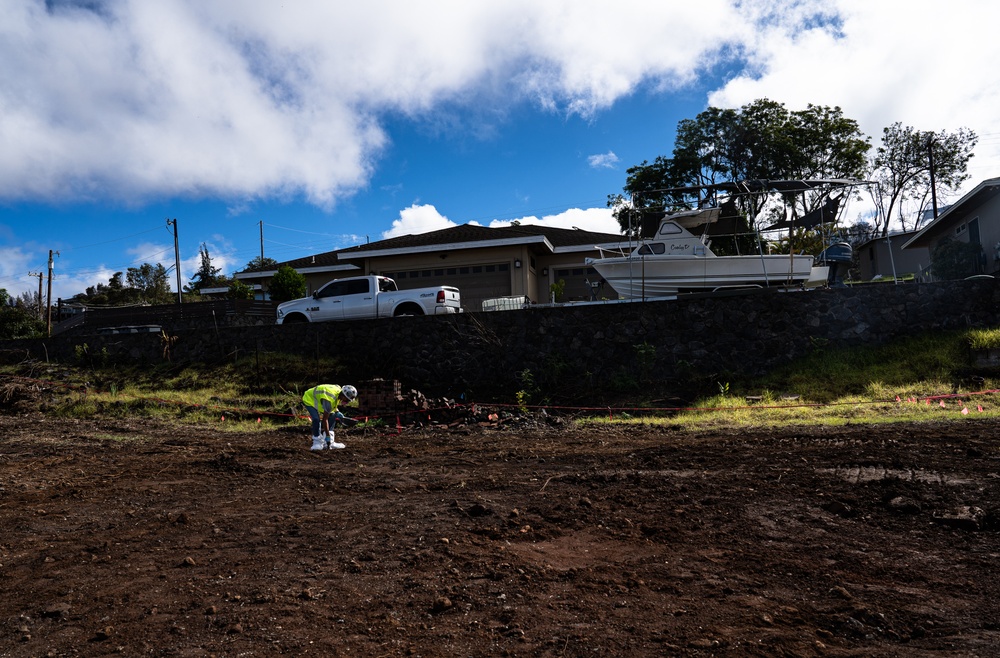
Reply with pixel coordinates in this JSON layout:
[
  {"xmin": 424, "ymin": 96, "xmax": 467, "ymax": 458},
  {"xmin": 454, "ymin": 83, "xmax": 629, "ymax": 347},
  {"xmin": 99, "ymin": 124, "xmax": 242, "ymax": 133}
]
[
  {"xmin": 234, "ymin": 223, "xmax": 627, "ymax": 311},
  {"xmin": 902, "ymin": 177, "xmax": 1000, "ymax": 279},
  {"xmin": 856, "ymin": 231, "xmax": 930, "ymax": 281}
]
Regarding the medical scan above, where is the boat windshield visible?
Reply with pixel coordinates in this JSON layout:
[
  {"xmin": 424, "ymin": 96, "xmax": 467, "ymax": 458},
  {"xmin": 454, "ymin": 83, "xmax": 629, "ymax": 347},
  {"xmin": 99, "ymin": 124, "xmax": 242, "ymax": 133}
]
[{"xmin": 637, "ymin": 243, "xmax": 666, "ymax": 256}]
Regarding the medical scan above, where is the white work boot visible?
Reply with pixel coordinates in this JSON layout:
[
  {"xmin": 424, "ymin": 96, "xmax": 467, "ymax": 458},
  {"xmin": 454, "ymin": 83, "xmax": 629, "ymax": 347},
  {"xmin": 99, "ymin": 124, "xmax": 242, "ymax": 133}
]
[
  {"xmin": 310, "ymin": 435, "xmax": 326, "ymax": 451},
  {"xmin": 326, "ymin": 431, "xmax": 346, "ymax": 450}
]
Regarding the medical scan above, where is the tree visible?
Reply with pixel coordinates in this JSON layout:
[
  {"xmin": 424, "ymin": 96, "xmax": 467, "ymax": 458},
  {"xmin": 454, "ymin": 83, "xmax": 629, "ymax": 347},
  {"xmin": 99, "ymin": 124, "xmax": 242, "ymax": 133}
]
[
  {"xmin": 127, "ymin": 263, "xmax": 173, "ymax": 304},
  {"xmin": 228, "ymin": 279, "xmax": 255, "ymax": 300},
  {"xmin": 0, "ymin": 289, "xmax": 45, "ymax": 339},
  {"xmin": 15, "ymin": 291, "xmax": 42, "ymax": 320},
  {"xmin": 243, "ymin": 256, "xmax": 278, "ymax": 272},
  {"xmin": 185, "ymin": 243, "xmax": 223, "ymax": 293},
  {"xmin": 869, "ymin": 123, "xmax": 977, "ymax": 236},
  {"xmin": 72, "ymin": 264, "xmax": 173, "ymax": 306},
  {"xmin": 268, "ymin": 265, "xmax": 306, "ymax": 302},
  {"xmin": 612, "ymin": 99, "xmax": 870, "ymax": 234}
]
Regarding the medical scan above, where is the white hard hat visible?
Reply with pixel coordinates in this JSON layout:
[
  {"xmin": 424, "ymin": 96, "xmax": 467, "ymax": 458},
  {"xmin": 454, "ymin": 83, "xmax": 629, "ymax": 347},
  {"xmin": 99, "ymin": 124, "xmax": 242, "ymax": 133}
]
[{"xmin": 341, "ymin": 384, "xmax": 358, "ymax": 401}]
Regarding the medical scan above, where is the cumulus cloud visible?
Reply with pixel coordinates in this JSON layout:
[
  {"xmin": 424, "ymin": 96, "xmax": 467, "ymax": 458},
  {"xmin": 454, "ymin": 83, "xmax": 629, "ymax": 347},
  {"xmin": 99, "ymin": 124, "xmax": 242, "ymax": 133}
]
[
  {"xmin": 489, "ymin": 207, "xmax": 619, "ymax": 234},
  {"xmin": 383, "ymin": 203, "xmax": 619, "ymax": 239},
  {"xmin": 0, "ymin": 0, "xmax": 744, "ymax": 209},
  {"xmin": 714, "ymin": 0, "xmax": 1000, "ymax": 185},
  {"xmin": 587, "ymin": 151, "xmax": 620, "ymax": 170},
  {"xmin": 382, "ymin": 204, "xmax": 460, "ymax": 239}
]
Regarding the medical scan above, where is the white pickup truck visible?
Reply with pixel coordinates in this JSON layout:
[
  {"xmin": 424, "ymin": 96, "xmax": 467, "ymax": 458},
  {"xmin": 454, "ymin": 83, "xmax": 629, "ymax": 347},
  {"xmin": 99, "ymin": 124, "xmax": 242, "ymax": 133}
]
[{"xmin": 275, "ymin": 275, "xmax": 461, "ymax": 324}]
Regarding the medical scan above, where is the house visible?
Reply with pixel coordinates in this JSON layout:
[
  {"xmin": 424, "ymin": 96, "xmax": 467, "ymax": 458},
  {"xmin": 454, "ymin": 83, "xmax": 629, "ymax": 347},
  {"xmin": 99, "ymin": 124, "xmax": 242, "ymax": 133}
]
[
  {"xmin": 856, "ymin": 231, "xmax": 930, "ymax": 281},
  {"xmin": 234, "ymin": 223, "xmax": 627, "ymax": 311},
  {"xmin": 902, "ymin": 177, "xmax": 1000, "ymax": 278}
]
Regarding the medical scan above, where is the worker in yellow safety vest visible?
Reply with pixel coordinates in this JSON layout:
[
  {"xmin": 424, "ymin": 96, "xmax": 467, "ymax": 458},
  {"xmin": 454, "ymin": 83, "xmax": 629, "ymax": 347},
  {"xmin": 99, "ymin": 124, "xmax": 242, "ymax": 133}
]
[{"xmin": 302, "ymin": 384, "xmax": 358, "ymax": 451}]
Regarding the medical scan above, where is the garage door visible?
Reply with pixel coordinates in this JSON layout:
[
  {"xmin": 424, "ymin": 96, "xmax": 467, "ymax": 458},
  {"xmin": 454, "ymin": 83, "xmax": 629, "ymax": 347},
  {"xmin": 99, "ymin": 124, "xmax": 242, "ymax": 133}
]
[{"xmin": 382, "ymin": 263, "xmax": 511, "ymax": 312}]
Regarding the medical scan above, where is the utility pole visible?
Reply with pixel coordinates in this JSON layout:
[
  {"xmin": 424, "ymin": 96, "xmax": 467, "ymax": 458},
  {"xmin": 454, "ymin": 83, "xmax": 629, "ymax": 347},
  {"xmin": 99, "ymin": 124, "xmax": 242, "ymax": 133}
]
[
  {"xmin": 28, "ymin": 271, "xmax": 44, "ymax": 321},
  {"xmin": 46, "ymin": 250, "xmax": 59, "ymax": 336},
  {"xmin": 927, "ymin": 136, "xmax": 939, "ymax": 220},
  {"xmin": 166, "ymin": 218, "xmax": 182, "ymax": 304},
  {"xmin": 259, "ymin": 220, "xmax": 264, "ymax": 262}
]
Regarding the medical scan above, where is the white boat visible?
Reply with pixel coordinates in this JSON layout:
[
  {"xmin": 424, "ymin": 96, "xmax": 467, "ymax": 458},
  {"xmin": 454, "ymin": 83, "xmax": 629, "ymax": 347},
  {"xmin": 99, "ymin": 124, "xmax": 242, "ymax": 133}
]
[{"xmin": 585, "ymin": 206, "xmax": 827, "ymax": 299}]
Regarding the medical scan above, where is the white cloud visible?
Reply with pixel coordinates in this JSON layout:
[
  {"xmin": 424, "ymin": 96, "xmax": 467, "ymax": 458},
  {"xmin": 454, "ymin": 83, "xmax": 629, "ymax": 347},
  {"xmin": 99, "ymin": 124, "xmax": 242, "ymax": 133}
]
[
  {"xmin": 490, "ymin": 207, "xmax": 619, "ymax": 234},
  {"xmin": 712, "ymin": 0, "xmax": 1000, "ymax": 191},
  {"xmin": 382, "ymin": 204, "xmax": 460, "ymax": 239},
  {"xmin": 0, "ymin": 1, "xmax": 743, "ymax": 209},
  {"xmin": 383, "ymin": 203, "xmax": 619, "ymax": 239},
  {"xmin": 4, "ymin": 0, "xmax": 999, "ymax": 223},
  {"xmin": 587, "ymin": 151, "xmax": 620, "ymax": 170}
]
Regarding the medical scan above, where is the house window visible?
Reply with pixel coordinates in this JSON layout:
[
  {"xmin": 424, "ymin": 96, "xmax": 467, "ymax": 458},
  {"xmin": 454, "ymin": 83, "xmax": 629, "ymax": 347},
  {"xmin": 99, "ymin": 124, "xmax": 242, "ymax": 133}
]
[
  {"xmin": 956, "ymin": 224, "xmax": 967, "ymax": 235},
  {"xmin": 969, "ymin": 217, "xmax": 981, "ymax": 244}
]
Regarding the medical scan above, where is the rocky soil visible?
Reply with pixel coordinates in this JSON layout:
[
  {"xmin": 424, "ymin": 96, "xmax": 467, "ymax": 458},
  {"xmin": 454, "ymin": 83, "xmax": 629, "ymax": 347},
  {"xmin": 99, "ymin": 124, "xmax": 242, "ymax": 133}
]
[{"xmin": 2, "ymin": 393, "xmax": 1000, "ymax": 656}]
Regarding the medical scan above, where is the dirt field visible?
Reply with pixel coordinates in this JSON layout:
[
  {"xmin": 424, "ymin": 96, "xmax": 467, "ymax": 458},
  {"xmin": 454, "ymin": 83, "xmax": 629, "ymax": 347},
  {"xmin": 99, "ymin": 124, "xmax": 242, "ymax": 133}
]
[{"xmin": 2, "ymin": 400, "xmax": 1000, "ymax": 656}]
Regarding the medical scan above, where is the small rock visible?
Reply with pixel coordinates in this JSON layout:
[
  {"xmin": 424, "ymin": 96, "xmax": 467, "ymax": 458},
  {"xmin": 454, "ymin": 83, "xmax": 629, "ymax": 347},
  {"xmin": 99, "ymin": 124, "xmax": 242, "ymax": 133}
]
[
  {"xmin": 829, "ymin": 585, "xmax": 852, "ymax": 600},
  {"xmin": 42, "ymin": 603, "xmax": 70, "ymax": 619},
  {"xmin": 933, "ymin": 506, "xmax": 985, "ymax": 531},
  {"xmin": 431, "ymin": 597, "xmax": 454, "ymax": 614},
  {"xmin": 180, "ymin": 556, "xmax": 196, "ymax": 567},
  {"xmin": 91, "ymin": 626, "xmax": 113, "ymax": 641}
]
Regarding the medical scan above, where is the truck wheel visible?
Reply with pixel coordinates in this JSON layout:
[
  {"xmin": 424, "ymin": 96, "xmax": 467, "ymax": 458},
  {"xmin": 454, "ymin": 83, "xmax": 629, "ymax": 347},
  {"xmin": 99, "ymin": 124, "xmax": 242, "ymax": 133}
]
[
  {"xmin": 282, "ymin": 314, "xmax": 308, "ymax": 323},
  {"xmin": 393, "ymin": 305, "xmax": 424, "ymax": 317}
]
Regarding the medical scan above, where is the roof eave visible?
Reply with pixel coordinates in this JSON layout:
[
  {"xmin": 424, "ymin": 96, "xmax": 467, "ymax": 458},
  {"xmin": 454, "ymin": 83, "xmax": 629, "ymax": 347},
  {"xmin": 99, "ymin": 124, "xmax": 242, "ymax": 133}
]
[
  {"xmin": 902, "ymin": 177, "xmax": 1000, "ymax": 249},
  {"xmin": 337, "ymin": 235, "xmax": 555, "ymax": 259}
]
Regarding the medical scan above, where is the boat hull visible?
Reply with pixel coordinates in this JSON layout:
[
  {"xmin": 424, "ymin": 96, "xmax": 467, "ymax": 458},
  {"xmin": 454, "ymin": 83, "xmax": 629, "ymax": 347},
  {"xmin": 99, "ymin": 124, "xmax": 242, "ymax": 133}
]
[{"xmin": 588, "ymin": 254, "xmax": 816, "ymax": 298}]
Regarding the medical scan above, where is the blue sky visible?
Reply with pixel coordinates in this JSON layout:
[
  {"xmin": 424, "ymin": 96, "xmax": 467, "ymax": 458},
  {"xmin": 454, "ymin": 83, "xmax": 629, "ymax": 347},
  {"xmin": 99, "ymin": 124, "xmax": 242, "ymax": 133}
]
[{"xmin": 3, "ymin": 0, "xmax": 1000, "ymax": 301}]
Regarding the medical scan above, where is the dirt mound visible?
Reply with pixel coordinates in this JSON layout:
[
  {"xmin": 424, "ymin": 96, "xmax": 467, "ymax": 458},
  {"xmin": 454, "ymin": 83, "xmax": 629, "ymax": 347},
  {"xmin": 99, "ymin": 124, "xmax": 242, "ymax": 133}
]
[{"xmin": 2, "ymin": 412, "xmax": 999, "ymax": 656}]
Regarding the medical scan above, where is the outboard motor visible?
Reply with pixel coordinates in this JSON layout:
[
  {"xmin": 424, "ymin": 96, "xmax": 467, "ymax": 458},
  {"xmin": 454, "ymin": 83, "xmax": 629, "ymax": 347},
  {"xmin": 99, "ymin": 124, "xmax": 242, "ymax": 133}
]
[{"xmin": 816, "ymin": 241, "xmax": 853, "ymax": 287}]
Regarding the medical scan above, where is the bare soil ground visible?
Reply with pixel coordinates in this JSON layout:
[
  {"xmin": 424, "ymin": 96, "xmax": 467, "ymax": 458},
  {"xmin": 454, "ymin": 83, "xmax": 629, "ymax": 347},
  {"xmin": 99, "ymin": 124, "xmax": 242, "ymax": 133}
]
[{"xmin": 3, "ymin": 395, "xmax": 1000, "ymax": 656}]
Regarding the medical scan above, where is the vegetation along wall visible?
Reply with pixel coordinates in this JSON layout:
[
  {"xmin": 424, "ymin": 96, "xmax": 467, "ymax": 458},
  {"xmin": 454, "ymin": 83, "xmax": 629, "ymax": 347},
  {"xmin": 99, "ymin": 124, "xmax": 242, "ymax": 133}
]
[{"xmin": 4, "ymin": 279, "xmax": 1000, "ymax": 403}]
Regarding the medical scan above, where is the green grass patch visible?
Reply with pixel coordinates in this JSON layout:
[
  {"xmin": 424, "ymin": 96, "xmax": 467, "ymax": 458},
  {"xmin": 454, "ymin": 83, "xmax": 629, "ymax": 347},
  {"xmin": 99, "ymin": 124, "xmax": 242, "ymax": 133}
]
[{"xmin": 967, "ymin": 327, "xmax": 1000, "ymax": 350}]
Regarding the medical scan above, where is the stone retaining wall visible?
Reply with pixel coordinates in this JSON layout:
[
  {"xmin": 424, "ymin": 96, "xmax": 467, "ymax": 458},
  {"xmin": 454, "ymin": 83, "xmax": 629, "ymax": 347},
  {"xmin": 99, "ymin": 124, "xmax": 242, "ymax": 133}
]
[{"xmin": 4, "ymin": 279, "xmax": 999, "ymax": 401}]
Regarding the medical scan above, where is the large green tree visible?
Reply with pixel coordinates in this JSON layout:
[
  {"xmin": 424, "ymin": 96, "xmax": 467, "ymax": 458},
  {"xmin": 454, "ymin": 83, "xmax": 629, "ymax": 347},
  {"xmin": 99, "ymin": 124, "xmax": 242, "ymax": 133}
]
[
  {"xmin": 267, "ymin": 265, "xmax": 306, "ymax": 302},
  {"xmin": 869, "ymin": 123, "xmax": 977, "ymax": 236},
  {"xmin": 611, "ymin": 99, "xmax": 870, "ymax": 234},
  {"xmin": 0, "ymin": 289, "xmax": 45, "ymax": 339},
  {"xmin": 73, "ymin": 263, "xmax": 173, "ymax": 306}
]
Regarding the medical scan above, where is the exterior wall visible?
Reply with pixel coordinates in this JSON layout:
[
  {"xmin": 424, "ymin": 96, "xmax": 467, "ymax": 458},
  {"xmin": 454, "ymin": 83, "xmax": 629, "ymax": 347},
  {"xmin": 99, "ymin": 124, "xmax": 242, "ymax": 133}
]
[
  {"xmin": 976, "ymin": 194, "xmax": 1000, "ymax": 273},
  {"xmin": 8, "ymin": 279, "xmax": 999, "ymax": 403},
  {"xmin": 240, "ymin": 242, "xmax": 620, "ymax": 310},
  {"xmin": 861, "ymin": 235, "xmax": 930, "ymax": 280},
  {"xmin": 921, "ymin": 193, "xmax": 1000, "ymax": 276}
]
